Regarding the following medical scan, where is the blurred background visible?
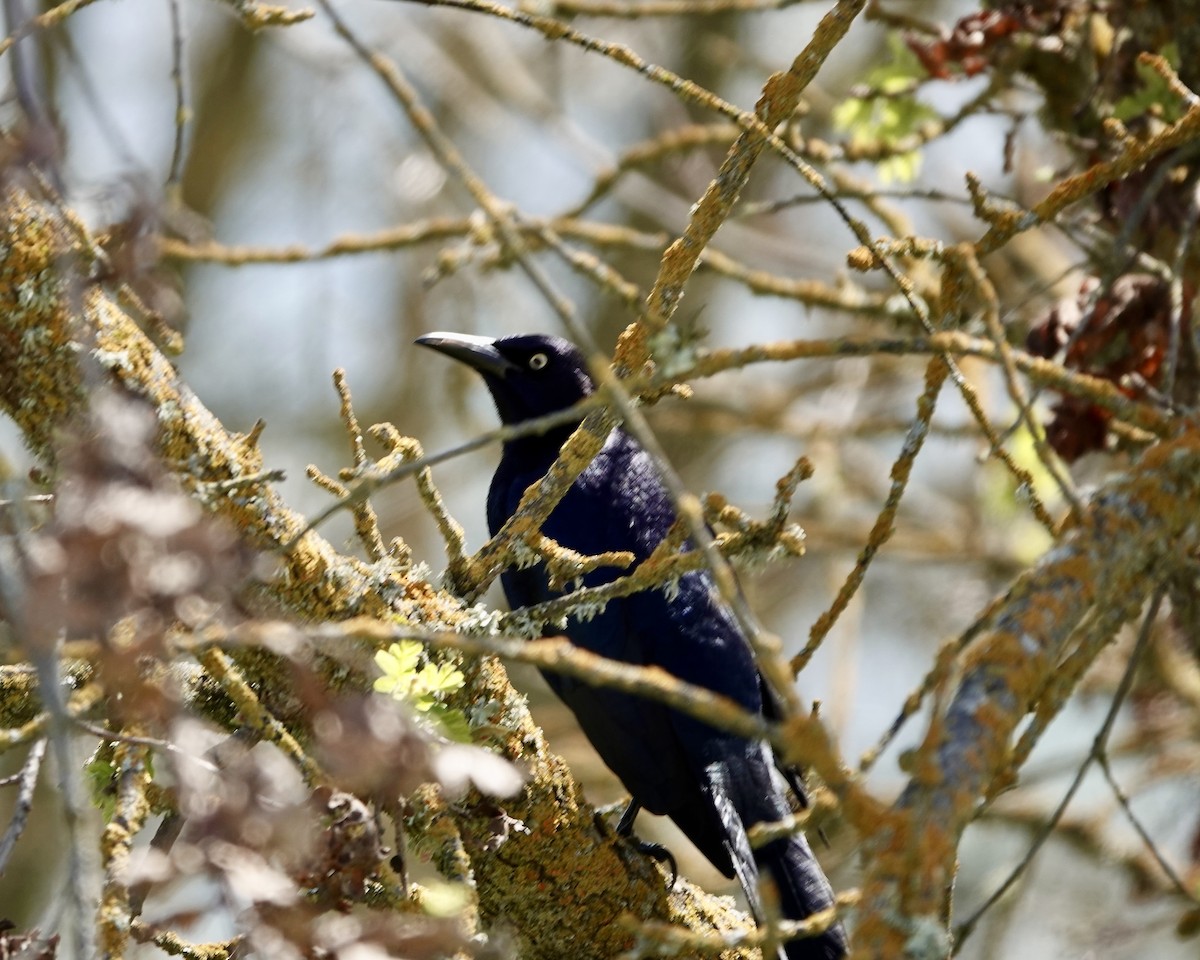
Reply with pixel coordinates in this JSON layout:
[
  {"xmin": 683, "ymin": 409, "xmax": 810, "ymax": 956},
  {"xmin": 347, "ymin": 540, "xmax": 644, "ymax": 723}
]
[{"xmin": 1, "ymin": 0, "xmax": 1196, "ymax": 957}]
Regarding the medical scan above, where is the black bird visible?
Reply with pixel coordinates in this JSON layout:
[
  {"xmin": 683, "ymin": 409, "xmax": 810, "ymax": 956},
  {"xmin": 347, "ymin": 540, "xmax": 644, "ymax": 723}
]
[{"xmin": 417, "ymin": 331, "xmax": 846, "ymax": 960}]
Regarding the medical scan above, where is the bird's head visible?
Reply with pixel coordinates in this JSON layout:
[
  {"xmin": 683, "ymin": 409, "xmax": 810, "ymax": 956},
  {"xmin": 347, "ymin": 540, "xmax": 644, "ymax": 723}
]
[{"xmin": 415, "ymin": 332, "xmax": 596, "ymax": 426}]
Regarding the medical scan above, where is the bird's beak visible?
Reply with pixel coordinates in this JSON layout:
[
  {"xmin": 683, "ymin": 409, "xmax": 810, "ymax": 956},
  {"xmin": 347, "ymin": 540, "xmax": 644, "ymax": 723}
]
[{"xmin": 414, "ymin": 332, "xmax": 520, "ymax": 379}]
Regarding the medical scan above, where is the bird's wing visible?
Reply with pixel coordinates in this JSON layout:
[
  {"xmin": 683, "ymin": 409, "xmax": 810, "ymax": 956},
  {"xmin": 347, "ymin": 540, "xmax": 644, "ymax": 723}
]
[
  {"xmin": 506, "ymin": 558, "xmax": 709, "ymax": 825},
  {"xmin": 493, "ymin": 438, "xmax": 715, "ymax": 836}
]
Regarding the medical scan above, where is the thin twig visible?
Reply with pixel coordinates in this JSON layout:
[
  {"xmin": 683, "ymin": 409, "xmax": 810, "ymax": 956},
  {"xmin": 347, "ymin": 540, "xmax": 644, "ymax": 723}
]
[
  {"xmin": 952, "ymin": 587, "xmax": 1165, "ymax": 951},
  {"xmin": 1098, "ymin": 754, "xmax": 1200, "ymax": 905},
  {"xmin": 0, "ymin": 737, "xmax": 45, "ymax": 874},
  {"xmin": 166, "ymin": 0, "xmax": 191, "ymax": 189},
  {"xmin": 285, "ymin": 394, "xmax": 605, "ymax": 548}
]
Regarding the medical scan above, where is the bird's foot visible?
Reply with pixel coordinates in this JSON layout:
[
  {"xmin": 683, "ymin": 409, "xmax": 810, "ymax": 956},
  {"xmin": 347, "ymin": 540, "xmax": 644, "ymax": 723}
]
[
  {"xmin": 626, "ymin": 837, "xmax": 678, "ymax": 887},
  {"xmin": 594, "ymin": 804, "xmax": 679, "ymax": 886}
]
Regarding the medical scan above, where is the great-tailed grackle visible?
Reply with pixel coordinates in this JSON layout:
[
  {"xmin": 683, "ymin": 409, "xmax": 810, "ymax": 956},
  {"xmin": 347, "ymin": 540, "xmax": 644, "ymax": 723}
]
[{"xmin": 417, "ymin": 331, "xmax": 847, "ymax": 960}]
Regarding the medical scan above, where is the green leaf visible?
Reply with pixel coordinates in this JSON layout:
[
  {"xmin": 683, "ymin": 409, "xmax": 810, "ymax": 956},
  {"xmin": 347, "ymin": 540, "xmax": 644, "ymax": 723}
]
[
  {"xmin": 831, "ymin": 35, "xmax": 935, "ymax": 183},
  {"xmin": 415, "ymin": 661, "xmax": 466, "ymax": 696},
  {"xmin": 831, "ymin": 97, "xmax": 871, "ymax": 132},
  {"xmin": 85, "ymin": 755, "xmax": 118, "ymax": 820},
  {"xmin": 374, "ymin": 641, "xmax": 472, "ymax": 740},
  {"xmin": 1113, "ymin": 42, "xmax": 1184, "ymax": 123},
  {"xmin": 428, "ymin": 704, "xmax": 474, "ymax": 744},
  {"xmin": 375, "ymin": 640, "xmax": 421, "ymax": 677},
  {"xmin": 878, "ymin": 152, "xmax": 921, "ymax": 184},
  {"xmin": 981, "ymin": 424, "xmax": 1055, "ymax": 566},
  {"xmin": 373, "ymin": 640, "xmax": 424, "ymax": 694},
  {"xmin": 869, "ymin": 33, "xmax": 926, "ymax": 94}
]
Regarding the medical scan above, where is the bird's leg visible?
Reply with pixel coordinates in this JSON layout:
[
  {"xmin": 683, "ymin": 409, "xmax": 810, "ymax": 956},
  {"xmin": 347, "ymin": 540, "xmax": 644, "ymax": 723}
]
[
  {"xmin": 614, "ymin": 798, "xmax": 640, "ymax": 836},
  {"xmin": 611, "ymin": 799, "xmax": 678, "ymax": 885}
]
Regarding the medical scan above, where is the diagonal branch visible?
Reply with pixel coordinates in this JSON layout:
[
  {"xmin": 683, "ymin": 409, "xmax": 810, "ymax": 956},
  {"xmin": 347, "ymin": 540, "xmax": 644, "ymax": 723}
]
[
  {"xmin": 853, "ymin": 423, "xmax": 1200, "ymax": 955},
  {"xmin": 0, "ymin": 181, "xmax": 775, "ymax": 960}
]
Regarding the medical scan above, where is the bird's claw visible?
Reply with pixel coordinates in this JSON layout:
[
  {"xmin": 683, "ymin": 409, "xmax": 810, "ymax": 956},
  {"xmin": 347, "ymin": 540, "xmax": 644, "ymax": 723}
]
[
  {"xmin": 598, "ymin": 804, "xmax": 678, "ymax": 886},
  {"xmin": 629, "ymin": 837, "xmax": 678, "ymax": 886}
]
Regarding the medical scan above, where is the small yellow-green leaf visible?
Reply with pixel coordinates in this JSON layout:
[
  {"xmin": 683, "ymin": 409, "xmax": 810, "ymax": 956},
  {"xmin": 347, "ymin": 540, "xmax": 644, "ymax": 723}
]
[
  {"xmin": 373, "ymin": 674, "xmax": 403, "ymax": 695},
  {"xmin": 879, "ymin": 151, "xmax": 922, "ymax": 184},
  {"xmin": 832, "ymin": 97, "xmax": 870, "ymax": 132},
  {"xmin": 374, "ymin": 640, "xmax": 422, "ymax": 680},
  {"xmin": 1113, "ymin": 42, "xmax": 1185, "ymax": 123},
  {"xmin": 417, "ymin": 661, "xmax": 465, "ymax": 695},
  {"xmin": 430, "ymin": 705, "xmax": 474, "ymax": 744},
  {"xmin": 86, "ymin": 756, "xmax": 118, "ymax": 820},
  {"xmin": 831, "ymin": 34, "xmax": 936, "ymax": 183}
]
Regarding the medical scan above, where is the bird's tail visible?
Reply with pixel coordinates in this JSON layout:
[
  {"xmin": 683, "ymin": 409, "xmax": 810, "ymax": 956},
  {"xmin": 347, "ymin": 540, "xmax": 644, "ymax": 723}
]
[
  {"xmin": 704, "ymin": 746, "xmax": 847, "ymax": 960},
  {"xmin": 755, "ymin": 833, "xmax": 846, "ymax": 960}
]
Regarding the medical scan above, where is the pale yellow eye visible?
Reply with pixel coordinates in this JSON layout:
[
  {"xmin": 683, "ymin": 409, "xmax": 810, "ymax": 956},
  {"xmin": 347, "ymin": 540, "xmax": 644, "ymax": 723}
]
[{"xmin": 528, "ymin": 353, "xmax": 548, "ymax": 370}]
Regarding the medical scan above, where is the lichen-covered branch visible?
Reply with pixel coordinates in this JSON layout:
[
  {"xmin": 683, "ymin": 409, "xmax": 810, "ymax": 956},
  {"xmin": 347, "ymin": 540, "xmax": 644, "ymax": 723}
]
[
  {"xmin": 853, "ymin": 422, "xmax": 1200, "ymax": 956},
  {"xmin": 0, "ymin": 182, "xmax": 766, "ymax": 959}
]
